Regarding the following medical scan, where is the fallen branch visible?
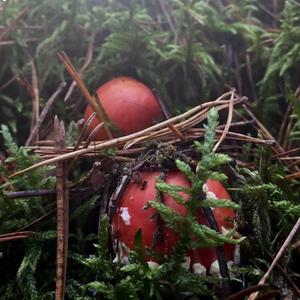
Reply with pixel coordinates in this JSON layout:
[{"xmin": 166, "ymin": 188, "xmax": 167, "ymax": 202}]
[{"xmin": 54, "ymin": 117, "xmax": 69, "ymax": 300}]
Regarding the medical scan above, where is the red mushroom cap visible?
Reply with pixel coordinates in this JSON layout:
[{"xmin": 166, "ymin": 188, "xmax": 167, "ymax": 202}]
[
  {"xmin": 84, "ymin": 77, "xmax": 161, "ymax": 140},
  {"xmin": 111, "ymin": 171, "xmax": 190, "ymax": 260},
  {"xmin": 111, "ymin": 171, "xmax": 238, "ymax": 274}
]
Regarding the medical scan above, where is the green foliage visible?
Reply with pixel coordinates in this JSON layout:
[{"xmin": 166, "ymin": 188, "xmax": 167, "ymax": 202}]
[
  {"xmin": 230, "ymin": 144, "xmax": 298, "ymax": 266},
  {"xmin": 1, "ymin": 0, "xmax": 289, "ymax": 140},
  {"xmin": 273, "ymin": 200, "xmax": 300, "ymax": 220},
  {"xmin": 0, "ymin": 125, "xmax": 55, "ymax": 233},
  {"xmin": 71, "ymin": 216, "xmax": 217, "ymax": 299},
  {"xmin": 0, "ymin": 231, "xmax": 56, "ymax": 299},
  {"xmin": 0, "ymin": 126, "xmax": 56, "ymax": 298},
  {"xmin": 262, "ymin": 1, "xmax": 300, "ymax": 89},
  {"xmin": 1, "ymin": 0, "xmax": 300, "ymax": 298}
]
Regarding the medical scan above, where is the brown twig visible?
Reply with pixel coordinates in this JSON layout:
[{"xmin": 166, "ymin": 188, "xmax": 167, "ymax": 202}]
[
  {"xmin": 5, "ymin": 189, "xmax": 56, "ymax": 199},
  {"xmin": 17, "ymin": 209, "xmax": 57, "ymax": 232},
  {"xmin": 0, "ymin": 231, "xmax": 33, "ymax": 243},
  {"xmin": 0, "ymin": 38, "xmax": 38, "ymax": 46},
  {"xmin": 9, "ymin": 101, "xmax": 215, "ymax": 175},
  {"xmin": 0, "ymin": 231, "xmax": 33, "ymax": 238},
  {"xmin": 218, "ymin": 120, "xmax": 255, "ymax": 129},
  {"xmin": 25, "ymin": 81, "xmax": 66, "ymax": 146},
  {"xmin": 55, "ymin": 117, "xmax": 69, "ymax": 300},
  {"xmin": 58, "ymin": 51, "xmax": 113, "ymax": 139},
  {"xmin": 0, "ymin": 235, "xmax": 30, "ymax": 243},
  {"xmin": 286, "ymin": 171, "xmax": 300, "ymax": 180},
  {"xmin": 0, "ymin": 8, "xmax": 28, "ymax": 41},
  {"xmin": 273, "ymin": 146, "xmax": 300, "ymax": 158},
  {"xmin": 242, "ymin": 104, "xmax": 284, "ymax": 154},
  {"xmin": 64, "ymin": 31, "xmax": 96, "ymax": 102},
  {"xmin": 122, "ymin": 98, "xmax": 246, "ymax": 150},
  {"xmin": 84, "ymin": 122, "xmax": 105, "ymax": 147},
  {"xmin": 255, "ymin": 290, "xmax": 280, "ymax": 300},
  {"xmin": 31, "ymin": 61, "xmax": 40, "ymax": 137},
  {"xmin": 287, "ymin": 158, "xmax": 300, "ymax": 168},
  {"xmin": 67, "ymin": 113, "xmax": 97, "ymax": 171},
  {"xmin": 74, "ymin": 113, "xmax": 96, "ymax": 150},
  {"xmin": 248, "ymin": 217, "xmax": 300, "ymax": 300},
  {"xmin": 267, "ymin": 254, "xmax": 300, "ymax": 298},
  {"xmin": 11, "ymin": 96, "xmax": 269, "ymax": 178},
  {"xmin": 17, "ymin": 70, "xmax": 35, "ymax": 98},
  {"xmin": 213, "ymin": 90, "xmax": 234, "ymax": 152},
  {"xmin": 278, "ymin": 103, "xmax": 291, "ymax": 146},
  {"xmin": 283, "ymin": 116, "xmax": 294, "ymax": 151},
  {"xmin": 0, "ymin": 74, "xmax": 19, "ymax": 91},
  {"xmin": 29, "ymin": 128, "xmax": 272, "ymax": 157},
  {"xmin": 225, "ymin": 284, "xmax": 268, "ymax": 300}
]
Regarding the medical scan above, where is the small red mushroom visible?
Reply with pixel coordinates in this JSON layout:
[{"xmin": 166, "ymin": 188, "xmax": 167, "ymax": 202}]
[
  {"xmin": 189, "ymin": 179, "xmax": 238, "ymax": 276},
  {"xmin": 111, "ymin": 171, "xmax": 239, "ymax": 274},
  {"xmin": 111, "ymin": 171, "xmax": 189, "ymax": 263},
  {"xmin": 84, "ymin": 77, "xmax": 162, "ymax": 140}
]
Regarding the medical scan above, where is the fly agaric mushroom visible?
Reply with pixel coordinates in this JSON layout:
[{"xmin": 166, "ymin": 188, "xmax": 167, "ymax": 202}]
[
  {"xmin": 111, "ymin": 171, "xmax": 189, "ymax": 264},
  {"xmin": 189, "ymin": 179, "xmax": 239, "ymax": 276},
  {"xmin": 84, "ymin": 77, "xmax": 161, "ymax": 140},
  {"xmin": 111, "ymin": 171, "xmax": 239, "ymax": 275}
]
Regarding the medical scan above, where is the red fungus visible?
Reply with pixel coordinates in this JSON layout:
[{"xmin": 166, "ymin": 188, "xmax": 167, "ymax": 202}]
[
  {"xmin": 111, "ymin": 171, "xmax": 189, "ymax": 262},
  {"xmin": 111, "ymin": 171, "xmax": 239, "ymax": 274},
  {"xmin": 84, "ymin": 77, "xmax": 161, "ymax": 140}
]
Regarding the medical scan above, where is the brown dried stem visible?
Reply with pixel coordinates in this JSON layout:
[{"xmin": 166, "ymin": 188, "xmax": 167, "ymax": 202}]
[
  {"xmin": 25, "ymin": 81, "xmax": 66, "ymax": 146},
  {"xmin": 242, "ymin": 104, "xmax": 284, "ymax": 154},
  {"xmin": 213, "ymin": 90, "xmax": 234, "ymax": 152},
  {"xmin": 58, "ymin": 51, "xmax": 113, "ymax": 139},
  {"xmin": 224, "ymin": 284, "xmax": 268, "ymax": 300},
  {"xmin": 31, "ymin": 61, "xmax": 40, "ymax": 135},
  {"xmin": 0, "ymin": 231, "xmax": 33, "ymax": 243},
  {"xmin": 248, "ymin": 217, "xmax": 300, "ymax": 300},
  {"xmin": 54, "ymin": 117, "xmax": 69, "ymax": 300},
  {"xmin": 11, "ymin": 95, "xmax": 270, "ymax": 178},
  {"xmin": 0, "ymin": 8, "xmax": 28, "ymax": 41},
  {"xmin": 64, "ymin": 31, "xmax": 96, "ymax": 102},
  {"xmin": 278, "ymin": 103, "xmax": 291, "ymax": 146}
]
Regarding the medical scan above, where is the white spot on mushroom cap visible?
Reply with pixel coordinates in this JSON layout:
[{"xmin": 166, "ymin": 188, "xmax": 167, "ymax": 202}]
[
  {"xmin": 204, "ymin": 191, "xmax": 218, "ymax": 210},
  {"xmin": 119, "ymin": 207, "xmax": 131, "ymax": 225},
  {"xmin": 210, "ymin": 260, "xmax": 220, "ymax": 276},
  {"xmin": 209, "ymin": 260, "xmax": 234, "ymax": 278},
  {"xmin": 181, "ymin": 256, "xmax": 191, "ymax": 270},
  {"xmin": 147, "ymin": 261, "xmax": 159, "ymax": 269},
  {"xmin": 202, "ymin": 183, "xmax": 209, "ymax": 193},
  {"xmin": 112, "ymin": 254, "xmax": 129, "ymax": 264},
  {"xmin": 206, "ymin": 191, "xmax": 217, "ymax": 200},
  {"xmin": 192, "ymin": 263, "xmax": 206, "ymax": 275},
  {"xmin": 113, "ymin": 241, "xmax": 130, "ymax": 265},
  {"xmin": 221, "ymin": 226, "xmax": 229, "ymax": 235}
]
